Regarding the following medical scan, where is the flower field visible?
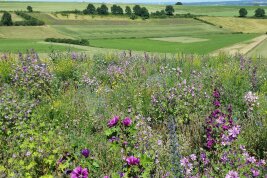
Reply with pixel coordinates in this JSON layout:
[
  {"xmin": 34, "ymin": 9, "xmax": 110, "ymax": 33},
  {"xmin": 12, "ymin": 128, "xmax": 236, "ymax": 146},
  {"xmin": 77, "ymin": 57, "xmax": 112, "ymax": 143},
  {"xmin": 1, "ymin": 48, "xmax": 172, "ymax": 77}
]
[{"xmin": 0, "ymin": 50, "xmax": 266, "ymax": 178}]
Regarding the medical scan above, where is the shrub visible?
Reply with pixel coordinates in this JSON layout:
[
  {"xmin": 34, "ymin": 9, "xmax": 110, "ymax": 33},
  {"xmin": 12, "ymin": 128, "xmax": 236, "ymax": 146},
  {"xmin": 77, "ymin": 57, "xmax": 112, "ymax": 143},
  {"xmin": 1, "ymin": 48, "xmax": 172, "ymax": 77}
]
[
  {"xmin": 14, "ymin": 11, "xmax": 45, "ymax": 26},
  {"xmin": 1, "ymin": 11, "xmax": 13, "ymax": 26},
  {"xmin": 44, "ymin": 38, "xmax": 89, "ymax": 46}
]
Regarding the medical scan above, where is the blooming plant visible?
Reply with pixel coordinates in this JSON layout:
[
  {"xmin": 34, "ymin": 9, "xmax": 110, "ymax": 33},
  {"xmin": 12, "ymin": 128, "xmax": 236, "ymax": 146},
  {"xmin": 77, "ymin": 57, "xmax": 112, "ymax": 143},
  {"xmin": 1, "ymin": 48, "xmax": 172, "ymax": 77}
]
[{"xmin": 180, "ymin": 89, "xmax": 267, "ymax": 177}]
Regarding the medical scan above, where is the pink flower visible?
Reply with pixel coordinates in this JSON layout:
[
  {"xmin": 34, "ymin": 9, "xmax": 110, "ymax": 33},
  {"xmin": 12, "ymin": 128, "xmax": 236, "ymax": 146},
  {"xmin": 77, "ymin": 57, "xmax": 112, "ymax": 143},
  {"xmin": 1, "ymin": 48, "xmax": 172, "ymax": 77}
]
[
  {"xmin": 180, "ymin": 157, "xmax": 189, "ymax": 167},
  {"xmin": 71, "ymin": 166, "xmax": 88, "ymax": 178},
  {"xmin": 104, "ymin": 176, "xmax": 109, "ymax": 178},
  {"xmin": 126, "ymin": 156, "xmax": 140, "ymax": 166},
  {"xmin": 122, "ymin": 117, "xmax": 132, "ymax": 127},
  {"xmin": 190, "ymin": 154, "xmax": 197, "ymax": 161},
  {"xmin": 225, "ymin": 170, "xmax": 239, "ymax": 178},
  {"xmin": 108, "ymin": 116, "xmax": 119, "ymax": 127}
]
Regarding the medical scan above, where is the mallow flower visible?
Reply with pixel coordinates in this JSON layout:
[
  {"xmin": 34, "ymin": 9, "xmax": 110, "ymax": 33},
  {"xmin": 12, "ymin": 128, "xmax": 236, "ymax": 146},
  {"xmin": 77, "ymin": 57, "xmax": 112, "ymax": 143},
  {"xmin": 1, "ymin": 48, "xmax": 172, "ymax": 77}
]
[{"xmin": 108, "ymin": 116, "xmax": 119, "ymax": 127}]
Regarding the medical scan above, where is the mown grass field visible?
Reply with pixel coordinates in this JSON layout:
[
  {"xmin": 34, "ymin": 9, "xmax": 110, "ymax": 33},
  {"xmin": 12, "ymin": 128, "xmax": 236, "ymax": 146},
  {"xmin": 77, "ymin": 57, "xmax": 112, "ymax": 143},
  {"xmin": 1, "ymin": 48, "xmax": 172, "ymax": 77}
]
[{"xmin": 90, "ymin": 34, "xmax": 258, "ymax": 54}]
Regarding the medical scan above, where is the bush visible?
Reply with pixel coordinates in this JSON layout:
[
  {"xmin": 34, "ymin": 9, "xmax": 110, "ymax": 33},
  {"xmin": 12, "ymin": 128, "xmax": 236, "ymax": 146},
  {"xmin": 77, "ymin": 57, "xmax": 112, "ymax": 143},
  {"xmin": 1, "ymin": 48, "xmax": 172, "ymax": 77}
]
[
  {"xmin": 14, "ymin": 11, "xmax": 45, "ymax": 26},
  {"xmin": 125, "ymin": 6, "xmax": 132, "ymax": 16},
  {"xmin": 1, "ymin": 11, "xmax": 13, "ymax": 26},
  {"xmin": 45, "ymin": 38, "xmax": 89, "ymax": 46},
  {"xmin": 239, "ymin": 8, "xmax": 248, "ymax": 17}
]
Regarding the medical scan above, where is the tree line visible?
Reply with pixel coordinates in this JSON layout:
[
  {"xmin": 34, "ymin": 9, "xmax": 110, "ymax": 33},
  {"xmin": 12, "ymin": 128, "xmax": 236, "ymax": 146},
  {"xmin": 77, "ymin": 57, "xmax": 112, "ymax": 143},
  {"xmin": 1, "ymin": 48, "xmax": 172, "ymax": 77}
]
[{"xmin": 83, "ymin": 4, "xmax": 175, "ymax": 19}]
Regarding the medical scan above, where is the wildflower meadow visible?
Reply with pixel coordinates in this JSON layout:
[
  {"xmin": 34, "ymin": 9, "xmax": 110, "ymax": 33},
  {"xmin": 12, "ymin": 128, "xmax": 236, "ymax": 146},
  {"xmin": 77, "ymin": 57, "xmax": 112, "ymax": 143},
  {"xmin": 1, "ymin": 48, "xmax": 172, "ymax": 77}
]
[{"xmin": 0, "ymin": 50, "xmax": 266, "ymax": 178}]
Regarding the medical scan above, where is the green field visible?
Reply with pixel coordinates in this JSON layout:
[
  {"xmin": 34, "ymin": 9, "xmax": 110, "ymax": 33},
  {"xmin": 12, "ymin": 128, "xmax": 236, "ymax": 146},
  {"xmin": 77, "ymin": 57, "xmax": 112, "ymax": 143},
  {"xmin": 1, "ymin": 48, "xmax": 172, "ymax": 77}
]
[
  {"xmin": 0, "ymin": 39, "xmax": 80, "ymax": 53},
  {"xmin": 90, "ymin": 34, "xmax": 258, "ymax": 54}
]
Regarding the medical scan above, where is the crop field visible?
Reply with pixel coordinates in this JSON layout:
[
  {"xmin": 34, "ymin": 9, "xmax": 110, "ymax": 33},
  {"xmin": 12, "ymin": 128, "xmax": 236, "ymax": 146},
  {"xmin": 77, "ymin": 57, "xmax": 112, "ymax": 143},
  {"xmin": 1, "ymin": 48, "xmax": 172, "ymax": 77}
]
[
  {"xmin": 0, "ymin": 2, "xmax": 267, "ymax": 177},
  {"xmin": 199, "ymin": 16, "xmax": 267, "ymax": 33}
]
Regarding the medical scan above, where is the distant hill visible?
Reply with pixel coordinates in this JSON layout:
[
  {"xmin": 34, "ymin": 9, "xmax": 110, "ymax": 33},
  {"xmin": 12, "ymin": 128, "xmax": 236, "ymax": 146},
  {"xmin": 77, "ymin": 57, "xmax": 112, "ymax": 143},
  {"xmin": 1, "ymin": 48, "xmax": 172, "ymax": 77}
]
[{"xmin": 182, "ymin": 0, "xmax": 267, "ymax": 6}]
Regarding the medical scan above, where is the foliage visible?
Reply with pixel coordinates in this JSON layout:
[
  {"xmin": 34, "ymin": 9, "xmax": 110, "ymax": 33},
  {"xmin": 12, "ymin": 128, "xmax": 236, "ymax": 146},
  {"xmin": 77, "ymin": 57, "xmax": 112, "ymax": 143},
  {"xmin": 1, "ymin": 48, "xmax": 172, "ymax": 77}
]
[
  {"xmin": 125, "ymin": 6, "xmax": 132, "ymax": 16},
  {"xmin": 0, "ymin": 51, "xmax": 266, "ymax": 177},
  {"xmin": 27, "ymin": 5, "xmax": 33, "ymax": 13},
  {"xmin": 255, "ymin": 8, "xmax": 265, "ymax": 18},
  {"xmin": 96, "ymin": 4, "xmax": 109, "ymax": 15},
  {"xmin": 165, "ymin": 5, "xmax": 175, "ymax": 16},
  {"xmin": 0, "ymin": 11, "xmax": 13, "ymax": 26},
  {"xmin": 14, "ymin": 11, "xmax": 45, "ymax": 26},
  {"xmin": 175, "ymin": 2, "xmax": 183, "ymax": 5},
  {"xmin": 111, "ymin": 5, "xmax": 123, "ymax": 15},
  {"xmin": 83, "ymin": 3, "xmax": 96, "ymax": 15},
  {"xmin": 44, "ymin": 38, "xmax": 89, "ymax": 46},
  {"xmin": 239, "ymin": 8, "xmax": 248, "ymax": 17}
]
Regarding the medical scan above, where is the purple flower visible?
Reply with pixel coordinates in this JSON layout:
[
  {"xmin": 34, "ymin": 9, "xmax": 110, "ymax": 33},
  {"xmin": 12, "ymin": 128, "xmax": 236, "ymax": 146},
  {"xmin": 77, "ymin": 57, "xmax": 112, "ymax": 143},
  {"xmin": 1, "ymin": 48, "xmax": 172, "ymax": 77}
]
[
  {"xmin": 126, "ymin": 156, "xmax": 140, "ymax": 166},
  {"xmin": 108, "ymin": 116, "xmax": 119, "ymax": 127},
  {"xmin": 103, "ymin": 176, "xmax": 109, "ymax": 178},
  {"xmin": 213, "ymin": 100, "xmax": 221, "ymax": 107},
  {"xmin": 251, "ymin": 169, "xmax": 260, "ymax": 177},
  {"xmin": 225, "ymin": 170, "xmax": 239, "ymax": 178},
  {"xmin": 213, "ymin": 89, "xmax": 220, "ymax": 99},
  {"xmin": 71, "ymin": 166, "xmax": 88, "ymax": 178},
  {"xmin": 228, "ymin": 125, "xmax": 241, "ymax": 138},
  {"xmin": 122, "ymin": 117, "xmax": 132, "ymax": 127},
  {"xmin": 119, "ymin": 172, "xmax": 124, "ymax": 177},
  {"xmin": 180, "ymin": 157, "xmax": 190, "ymax": 167},
  {"xmin": 246, "ymin": 156, "xmax": 256, "ymax": 164},
  {"xmin": 81, "ymin": 149, "xmax": 90, "ymax": 158},
  {"xmin": 190, "ymin": 154, "xmax": 197, "ymax": 161}
]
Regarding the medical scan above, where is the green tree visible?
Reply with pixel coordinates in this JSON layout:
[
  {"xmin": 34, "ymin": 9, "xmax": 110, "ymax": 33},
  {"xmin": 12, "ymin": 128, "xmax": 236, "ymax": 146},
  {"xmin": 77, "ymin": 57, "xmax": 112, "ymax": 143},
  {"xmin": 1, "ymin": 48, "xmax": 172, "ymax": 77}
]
[
  {"xmin": 84, "ymin": 4, "xmax": 96, "ymax": 14},
  {"xmin": 165, "ymin": 5, "xmax": 175, "ymax": 16},
  {"xmin": 111, "ymin": 4, "xmax": 123, "ymax": 15},
  {"xmin": 239, "ymin": 8, "xmax": 248, "ymax": 17},
  {"xmin": 175, "ymin": 2, "xmax": 183, "ymax": 5},
  {"xmin": 1, "ymin": 12, "xmax": 13, "ymax": 26},
  {"xmin": 133, "ymin": 5, "xmax": 142, "ymax": 16},
  {"xmin": 27, "ymin": 6, "xmax": 33, "ymax": 12},
  {"xmin": 255, "ymin": 8, "xmax": 265, "ymax": 17},
  {"xmin": 97, "ymin": 4, "xmax": 109, "ymax": 15},
  {"xmin": 125, "ymin": 6, "xmax": 132, "ymax": 16},
  {"xmin": 140, "ymin": 7, "xmax": 149, "ymax": 19}
]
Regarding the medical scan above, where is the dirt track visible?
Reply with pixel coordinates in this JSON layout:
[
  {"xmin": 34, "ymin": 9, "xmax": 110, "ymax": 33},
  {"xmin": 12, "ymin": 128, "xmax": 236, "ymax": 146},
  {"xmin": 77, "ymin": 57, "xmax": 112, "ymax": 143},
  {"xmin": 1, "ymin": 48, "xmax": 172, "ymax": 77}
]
[{"xmin": 211, "ymin": 35, "xmax": 267, "ymax": 56}]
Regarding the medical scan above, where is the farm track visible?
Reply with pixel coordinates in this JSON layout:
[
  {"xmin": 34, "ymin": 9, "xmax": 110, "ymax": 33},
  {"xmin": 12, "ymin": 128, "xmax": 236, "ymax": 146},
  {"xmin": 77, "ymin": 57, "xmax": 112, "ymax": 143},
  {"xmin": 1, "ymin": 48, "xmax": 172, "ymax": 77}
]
[{"xmin": 211, "ymin": 35, "xmax": 267, "ymax": 56}]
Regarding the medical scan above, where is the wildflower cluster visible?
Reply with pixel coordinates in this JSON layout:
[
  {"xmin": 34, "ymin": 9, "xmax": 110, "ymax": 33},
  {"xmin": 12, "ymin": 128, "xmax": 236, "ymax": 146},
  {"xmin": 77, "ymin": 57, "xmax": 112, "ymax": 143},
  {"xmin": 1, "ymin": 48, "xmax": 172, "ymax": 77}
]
[
  {"xmin": 12, "ymin": 51, "xmax": 52, "ymax": 99},
  {"xmin": 244, "ymin": 91, "xmax": 259, "ymax": 111}
]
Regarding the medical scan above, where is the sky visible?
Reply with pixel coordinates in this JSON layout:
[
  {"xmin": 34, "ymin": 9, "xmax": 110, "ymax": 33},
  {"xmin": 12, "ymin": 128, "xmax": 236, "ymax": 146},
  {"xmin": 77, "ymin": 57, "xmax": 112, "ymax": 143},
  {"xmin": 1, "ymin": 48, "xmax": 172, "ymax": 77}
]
[{"xmin": 7, "ymin": 0, "xmax": 242, "ymax": 2}]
